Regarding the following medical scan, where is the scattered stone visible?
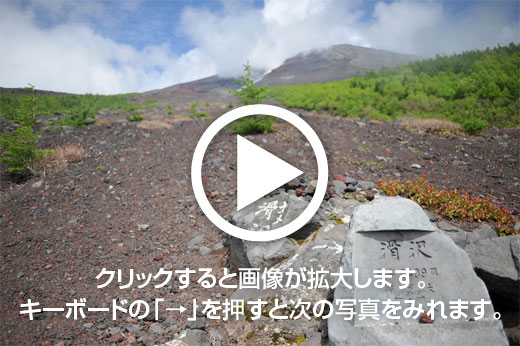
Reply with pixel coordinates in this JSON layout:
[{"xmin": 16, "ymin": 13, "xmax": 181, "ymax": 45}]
[
  {"xmin": 304, "ymin": 180, "xmax": 318, "ymax": 195},
  {"xmin": 207, "ymin": 329, "xmax": 223, "ymax": 346},
  {"xmin": 186, "ymin": 317, "xmax": 206, "ymax": 330},
  {"xmin": 168, "ymin": 329, "xmax": 211, "ymax": 346},
  {"xmin": 153, "ymin": 253, "xmax": 164, "ymax": 261},
  {"xmin": 332, "ymin": 174, "xmax": 346, "ymax": 183},
  {"xmin": 31, "ymin": 180, "xmax": 43, "ymax": 189},
  {"xmin": 149, "ymin": 323, "xmax": 164, "ymax": 335},
  {"xmin": 109, "ymin": 327, "xmax": 121, "ymax": 335},
  {"xmin": 345, "ymin": 177, "xmax": 358, "ymax": 186},
  {"xmin": 230, "ymin": 236, "xmax": 299, "ymax": 269},
  {"xmin": 82, "ymin": 323, "xmax": 93, "ymax": 329},
  {"xmin": 137, "ymin": 224, "xmax": 150, "ymax": 231},
  {"xmin": 411, "ymin": 163, "xmax": 422, "ymax": 169},
  {"xmin": 331, "ymin": 180, "xmax": 347, "ymax": 196},
  {"xmin": 356, "ymin": 181, "xmax": 376, "ymax": 190},
  {"xmin": 213, "ymin": 242, "xmax": 224, "ymax": 251},
  {"xmin": 285, "ymin": 177, "xmax": 301, "ymax": 189},
  {"xmin": 514, "ymin": 221, "xmax": 520, "ymax": 231},
  {"xmin": 209, "ymin": 191, "xmax": 219, "ymax": 198},
  {"xmin": 199, "ymin": 246, "xmax": 211, "ymax": 256},
  {"xmin": 107, "ymin": 333, "xmax": 123, "ymax": 343},
  {"xmin": 188, "ymin": 236, "xmax": 204, "ymax": 251}
]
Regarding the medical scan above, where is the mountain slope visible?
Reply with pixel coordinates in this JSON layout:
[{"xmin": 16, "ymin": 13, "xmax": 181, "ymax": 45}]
[{"xmin": 258, "ymin": 44, "xmax": 421, "ymax": 86}]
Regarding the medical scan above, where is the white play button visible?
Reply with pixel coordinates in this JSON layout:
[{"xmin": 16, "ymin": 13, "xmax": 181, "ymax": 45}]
[{"xmin": 237, "ymin": 135, "xmax": 303, "ymax": 211}]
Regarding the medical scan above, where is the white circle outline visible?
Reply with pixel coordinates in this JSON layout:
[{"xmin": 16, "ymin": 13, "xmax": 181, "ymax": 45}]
[{"xmin": 191, "ymin": 104, "xmax": 328, "ymax": 242}]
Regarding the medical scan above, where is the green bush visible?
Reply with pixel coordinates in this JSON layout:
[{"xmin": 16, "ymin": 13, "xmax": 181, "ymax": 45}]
[
  {"xmin": 126, "ymin": 112, "xmax": 144, "ymax": 122},
  {"xmin": 53, "ymin": 108, "xmax": 96, "ymax": 127},
  {"xmin": 167, "ymin": 102, "xmax": 173, "ymax": 115},
  {"xmin": 229, "ymin": 115, "xmax": 275, "ymax": 135},
  {"xmin": 0, "ymin": 126, "xmax": 49, "ymax": 173},
  {"xmin": 189, "ymin": 102, "xmax": 210, "ymax": 118},
  {"xmin": 461, "ymin": 118, "xmax": 488, "ymax": 135}
]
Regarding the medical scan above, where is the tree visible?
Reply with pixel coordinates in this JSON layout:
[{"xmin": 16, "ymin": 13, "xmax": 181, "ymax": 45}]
[{"xmin": 227, "ymin": 64, "xmax": 274, "ymax": 134}]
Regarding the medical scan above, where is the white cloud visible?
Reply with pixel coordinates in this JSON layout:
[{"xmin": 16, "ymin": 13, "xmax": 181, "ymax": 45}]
[
  {"xmin": 0, "ymin": 3, "xmax": 216, "ymax": 94},
  {"xmin": 0, "ymin": 0, "xmax": 517, "ymax": 94},
  {"xmin": 181, "ymin": 0, "xmax": 518, "ymax": 75}
]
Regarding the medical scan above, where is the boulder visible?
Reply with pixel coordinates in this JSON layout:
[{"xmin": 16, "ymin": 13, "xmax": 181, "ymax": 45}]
[
  {"xmin": 466, "ymin": 224, "xmax": 497, "ymax": 243},
  {"xmin": 328, "ymin": 197, "xmax": 508, "ymax": 346},
  {"xmin": 465, "ymin": 235, "xmax": 520, "ymax": 307},
  {"xmin": 230, "ymin": 192, "xmax": 324, "ymax": 269},
  {"xmin": 436, "ymin": 220, "xmax": 467, "ymax": 248}
]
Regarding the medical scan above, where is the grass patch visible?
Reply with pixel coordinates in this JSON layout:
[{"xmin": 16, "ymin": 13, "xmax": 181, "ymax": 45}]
[
  {"xmin": 126, "ymin": 112, "xmax": 143, "ymax": 122},
  {"xmin": 30, "ymin": 144, "xmax": 86, "ymax": 175},
  {"xmin": 378, "ymin": 175, "xmax": 519, "ymax": 236},
  {"xmin": 189, "ymin": 102, "xmax": 210, "ymax": 118},
  {"xmin": 398, "ymin": 117, "xmax": 463, "ymax": 135}
]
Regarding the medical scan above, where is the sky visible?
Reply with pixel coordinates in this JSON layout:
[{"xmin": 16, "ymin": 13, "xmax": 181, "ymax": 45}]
[{"xmin": 0, "ymin": 0, "xmax": 518, "ymax": 94}]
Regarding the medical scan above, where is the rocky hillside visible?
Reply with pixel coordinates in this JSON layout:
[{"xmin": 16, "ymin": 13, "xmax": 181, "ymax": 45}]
[{"xmin": 258, "ymin": 44, "xmax": 420, "ymax": 85}]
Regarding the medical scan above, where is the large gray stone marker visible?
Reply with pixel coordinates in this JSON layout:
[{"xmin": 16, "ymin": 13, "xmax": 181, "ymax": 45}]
[{"xmin": 328, "ymin": 197, "xmax": 508, "ymax": 346}]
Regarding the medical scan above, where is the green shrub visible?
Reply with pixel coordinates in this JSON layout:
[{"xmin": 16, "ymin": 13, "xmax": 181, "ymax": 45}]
[
  {"xmin": 126, "ymin": 112, "xmax": 143, "ymax": 122},
  {"xmin": 228, "ymin": 63, "xmax": 268, "ymax": 105},
  {"xmin": 0, "ymin": 126, "xmax": 49, "ymax": 173},
  {"xmin": 228, "ymin": 101, "xmax": 233, "ymax": 108},
  {"xmin": 229, "ymin": 115, "xmax": 275, "ymax": 135},
  {"xmin": 53, "ymin": 108, "xmax": 96, "ymax": 127},
  {"xmin": 189, "ymin": 102, "xmax": 210, "ymax": 118},
  {"xmin": 167, "ymin": 102, "xmax": 173, "ymax": 115},
  {"xmin": 227, "ymin": 64, "xmax": 274, "ymax": 134},
  {"xmin": 461, "ymin": 118, "xmax": 488, "ymax": 135}
]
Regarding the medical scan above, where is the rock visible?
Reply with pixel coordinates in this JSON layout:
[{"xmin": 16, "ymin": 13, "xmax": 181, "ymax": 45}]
[
  {"xmin": 350, "ymin": 197, "xmax": 437, "ymax": 233},
  {"xmin": 198, "ymin": 246, "xmax": 211, "ymax": 256},
  {"xmin": 332, "ymin": 174, "xmax": 346, "ymax": 183},
  {"xmin": 345, "ymin": 177, "xmax": 358, "ymax": 186},
  {"xmin": 186, "ymin": 317, "xmax": 206, "ymax": 330},
  {"xmin": 213, "ymin": 242, "xmax": 224, "ymax": 251},
  {"xmin": 137, "ymin": 224, "xmax": 150, "ymax": 231},
  {"xmin": 356, "ymin": 181, "xmax": 376, "ymax": 190},
  {"xmin": 436, "ymin": 220, "xmax": 467, "ymax": 248},
  {"xmin": 232, "ymin": 191, "xmax": 308, "ymax": 232},
  {"xmin": 465, "ymin": 235, "xmax": 520, "ymax": 308},
  {"xmin": 149, "ymin": 323, "xmax": 164, "ymax": 335},
  {"xmin": 188, "ymin": 236, "xmax": 204, "ymax": 251},
  {"xmin": 304, "ymin": 180, "xmax": 318, "ymax": 195},
  {"xmin": 170, "ymin": 329, "xmax": 211, "ymax": 346},
  {"xmin": 332, "ymin": 180, "xmax": 347, "ymax": 196},
  {"xmin": 207, "ymin": 329, "xmax": 223, "ymax": 346},
  {"xmin": 229, "ymin": 236, "xmax": 299, "ymax": 269},
  {"xmin": 411, "ymin": 163, "xmax": 421, "ymax": 169},
  {"xmin": 230, "ymin": 192, "xmax": 322, "ymax": 268},
  {"xmin": 514, "ymin": 221, "xmax": 520, "ymax": 232},
  {"xmin": 466, "ymin": 224, "xmax": 497, "ymax": 243},
  {"xmin": 285, "ymin": 177, "xmax": 301, "ymax": 189},
  {"xmin": 328, "ymin": 196, "xmax": 508, "ymax": 346},
  {"xmin": 109, "ymin": 327, "xmax": 121, "ymax": 335},
  {"xmin": 107, "ymin": 333, "xmax": 123, "ymax": 343},
  {"xmin": 31, "ymin": 180, "xmax": 43, "ymax": 189},
  {"xmin": 138, "ymin": 334, "xmax": 154, "ymax": 346},
  {"xmin": 424, "ymin": 210, "xmax": 437, "ymax": 222},
  {"xmin": 82, "ymin": 323, "xmax": 93, "ymax": 329}
]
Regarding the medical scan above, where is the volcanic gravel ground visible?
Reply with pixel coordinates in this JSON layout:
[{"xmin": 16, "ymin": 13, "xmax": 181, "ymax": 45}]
[{"xmin": 1, "ymin": 109, "xmax": 519, "ymax": 345}]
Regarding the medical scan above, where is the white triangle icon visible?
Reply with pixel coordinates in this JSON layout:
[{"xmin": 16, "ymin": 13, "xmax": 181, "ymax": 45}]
[{"xmin": 237, "ymin": 135, "xmax": 303, "ymax": 211}]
